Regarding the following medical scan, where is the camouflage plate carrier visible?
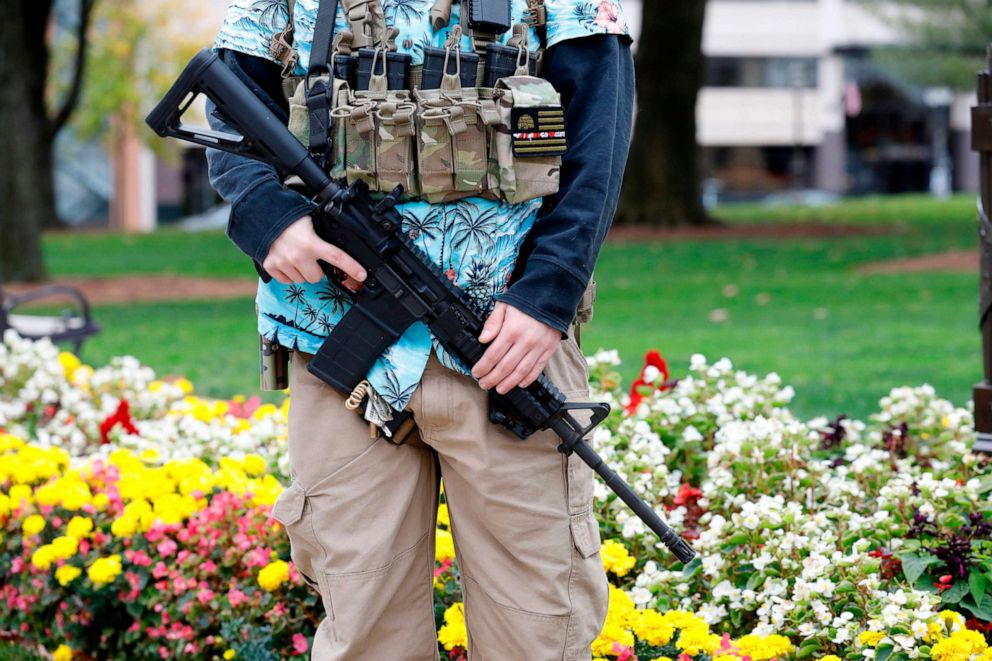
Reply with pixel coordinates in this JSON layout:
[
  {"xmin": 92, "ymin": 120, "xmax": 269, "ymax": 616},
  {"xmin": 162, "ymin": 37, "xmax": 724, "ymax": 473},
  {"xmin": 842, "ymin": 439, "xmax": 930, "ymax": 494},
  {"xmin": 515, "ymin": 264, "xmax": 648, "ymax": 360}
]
[{"xmin": 275, "ymin": 0, "xmax": 565, "ymax": 205}]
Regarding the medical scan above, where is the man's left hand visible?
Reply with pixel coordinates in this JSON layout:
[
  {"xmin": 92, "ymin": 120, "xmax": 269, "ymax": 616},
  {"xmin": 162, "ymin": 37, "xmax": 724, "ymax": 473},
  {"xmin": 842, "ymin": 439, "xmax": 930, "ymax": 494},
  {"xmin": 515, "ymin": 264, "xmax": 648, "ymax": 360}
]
[{"xmin": 472, "ymin": 302, "xmax": 561, "ymax": 394}]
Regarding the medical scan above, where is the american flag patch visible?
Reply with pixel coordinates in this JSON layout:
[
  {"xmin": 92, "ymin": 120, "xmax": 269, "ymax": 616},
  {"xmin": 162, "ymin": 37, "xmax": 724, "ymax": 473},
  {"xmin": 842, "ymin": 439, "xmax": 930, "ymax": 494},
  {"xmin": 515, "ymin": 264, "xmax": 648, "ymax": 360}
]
[{"xmin": 511, "ymin": 106, "xmax": 567, "ymax": 158}]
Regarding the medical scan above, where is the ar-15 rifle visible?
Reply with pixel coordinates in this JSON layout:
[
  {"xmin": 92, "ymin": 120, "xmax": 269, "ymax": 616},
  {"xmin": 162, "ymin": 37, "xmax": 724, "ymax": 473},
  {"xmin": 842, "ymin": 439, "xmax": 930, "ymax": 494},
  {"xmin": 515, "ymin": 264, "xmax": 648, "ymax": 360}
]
[{"xmin": 146, "ymin": 49, "xmax": 696, "ymax": 564}]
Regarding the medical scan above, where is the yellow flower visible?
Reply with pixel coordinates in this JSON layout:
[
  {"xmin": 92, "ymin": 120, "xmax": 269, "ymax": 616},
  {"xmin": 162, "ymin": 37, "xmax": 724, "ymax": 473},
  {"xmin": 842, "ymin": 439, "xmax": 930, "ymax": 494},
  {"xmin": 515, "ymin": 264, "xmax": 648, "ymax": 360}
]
[
  {"xmin": 736, "ymin": 634, "xmax": 794, "ymax": 661},
  {"xmin": 437, "ymin": 503, "xmax": 450, "ymax": 529},
  {"xmin": 8, "ymin": 484, "xmax": 32, "ymax": 507},
  {"xmin": 50, "ymin": 535, "xmax": 79, "ymax": 560},
  {"xmin": 58, "ymin": 352, "xmax": 81, "ymax": 377},
  {"xmin": 22, "ymin": 513, "xmax": 46, "ymax": 536},
  {"xmin": 0, "ymin": 493, "xmax": 10, "ymax": 518},
  {"xmin": 632, "ymin": 609, "xmax": 675, "ymax": 647},
  {"xmin": 714, "ymin": 656, "xmax": 738, "ymax": 661},
  {"xmin": 931, "ymin": 629, "xmax": 988, "ymax": 661},
  {"xmin": 0, "ymin": 433, "xmax": 25, "ymax": 452},
  {"xmin": 92, "ymin": 493, "xmax": 110, "ymax": 511},
  {"xmin": 592, "ymin": 585, "xmax": 637, "ymax": 656},
  {"xmin": 858, "ymin": 631, "xmax": 886, "ymax": 647},
  {"xmin": 242, "ymin": 454, "xmax": 267, "ymax": 475},
  {"xmin": 52, "ymin": 644, "xmax": 73, "ymax": 661},
  {"xmin": 55, "ymin": 565, "xmax": 82, "ymax": 586},
  {"xmin": 174, "ymin": 377, "xmax": 194, "ymax": 394},
  {"xmin": 437, "ymin": 603, "xmax": 467, "ymax": 651},
  {"xmin": 257, "ymin": 560, "xmax": 290, "ymax": 592},
  {"xmin": 66, "ymin": 516, "xmax": 94, "ymax": 540},
  {"xmin": 820, "ymin": 656, "xmax": 843, "ymax": 661},
  {"xmin": 87, "ymin": 555, "xmax": 123, "ymax": 586},
  {"xmin": 31, "ymin": 545, "xmax": 56, "ymax": 570},
  {"xmin": 436, "ymin": 528, "xmax": 456, "ymax": 562},
  {"xmin": 600, "ymin": 539, "xmax": 636, "ymax": 577},
  {"xmin": 676, "ymin": 627, "xmax": 722, "ymax": 656},
  {"xmin": 223, "ymin": 650, "xmax": 236, "ymax": 660}
]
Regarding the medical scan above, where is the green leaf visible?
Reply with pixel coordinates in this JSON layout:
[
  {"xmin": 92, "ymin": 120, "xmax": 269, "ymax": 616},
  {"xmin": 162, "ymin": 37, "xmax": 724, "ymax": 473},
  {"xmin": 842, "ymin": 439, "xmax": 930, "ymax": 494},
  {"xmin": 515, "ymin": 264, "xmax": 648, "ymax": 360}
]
[
  {"xmin": 962, "ymin": 594, "xmax": 992, "ymax": 620},
  {"xmin": 876, "ymin": 643, "xmax": 895, "ymax": 661},
  {"xmin": 897, "ymin": 552, "xmax": 940, "ymax": 584},
  {"xmin": 796, "ymin": 640, "xmax": 821, "ymax": 658},
  {"xmin": 746, "ymin": 572, "xmax": 764, "ymax": 591},
  {"xmin": 970, "ymin": 571, "xmax": 989, "ymax": 608},
  {"xmin": 724, "ymin": 532, "xmax": 750, "ymax": 547},
  {"xmin": 835, "ymin": 580, "xmax": 857, "ymax": 594},
  {"xmin": 915, "ymin": 573, "xmax": 939, "ymax": 594},
  {"xmin": 941, "ymin": 580, "xmax": 970, "ymax": 605},
  {"xmin": 682, "ymin": 556, "xmax": 702, "ymax": 578},
  {"xmin": 900, "ymin": 539, "xmax": 922, "ymax": 552}
]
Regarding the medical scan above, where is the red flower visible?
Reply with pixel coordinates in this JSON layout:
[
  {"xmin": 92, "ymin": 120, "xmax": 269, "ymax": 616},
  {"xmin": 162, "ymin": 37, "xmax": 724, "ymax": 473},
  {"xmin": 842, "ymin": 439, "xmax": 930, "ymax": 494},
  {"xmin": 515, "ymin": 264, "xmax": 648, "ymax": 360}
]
[
  {"xmin": 673, "ymin": 483, "xmax": 703, "ymax": 506},
  {"xmin": 935, "ymin": 575, "xmax": 954, "ymax": 591},
  {"xmin": 625, "ymin": 350, "xmax": 672, "ymax": 415},
  {"xmin": 292, "ymin": 633, "xmax": 309, "ymax": 655},
  {"xmin": 99, "ymin": 400, "xmax": 139, "ymax": 444}
]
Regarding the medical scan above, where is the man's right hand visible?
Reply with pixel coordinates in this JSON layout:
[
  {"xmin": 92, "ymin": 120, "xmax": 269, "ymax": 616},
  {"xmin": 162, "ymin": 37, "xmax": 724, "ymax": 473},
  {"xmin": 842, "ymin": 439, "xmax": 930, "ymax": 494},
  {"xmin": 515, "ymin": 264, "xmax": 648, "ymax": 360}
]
[{"xmin": 262, "ymin": 215, "xmax": 367, "ymax": 287}]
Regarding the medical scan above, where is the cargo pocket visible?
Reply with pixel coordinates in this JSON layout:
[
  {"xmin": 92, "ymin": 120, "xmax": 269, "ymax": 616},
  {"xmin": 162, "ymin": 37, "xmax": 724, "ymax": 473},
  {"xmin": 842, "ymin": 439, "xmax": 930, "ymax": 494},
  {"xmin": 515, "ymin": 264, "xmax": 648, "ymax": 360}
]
[
  {"xmin": 492, "ymin": 76, "xmax": 564, "ymax": 204},
  {"xmin": 375, "ymin": 98, "xmax": 418, "ymax": 195},
  {"xmin": 270, "ymin": 482, "xmax": 324, "ymax": 594},
  {"xmin": 569, "ymin": 509, "xmax": 602, "ymax": 559}
]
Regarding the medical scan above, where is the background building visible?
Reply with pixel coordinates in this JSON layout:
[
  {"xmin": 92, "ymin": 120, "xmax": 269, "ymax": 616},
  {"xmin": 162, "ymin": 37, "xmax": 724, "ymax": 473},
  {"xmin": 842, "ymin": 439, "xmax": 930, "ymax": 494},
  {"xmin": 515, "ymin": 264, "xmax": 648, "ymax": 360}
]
[{"xmin": 624, "ymin": 0, "xmax": 978, "ymax": 198}]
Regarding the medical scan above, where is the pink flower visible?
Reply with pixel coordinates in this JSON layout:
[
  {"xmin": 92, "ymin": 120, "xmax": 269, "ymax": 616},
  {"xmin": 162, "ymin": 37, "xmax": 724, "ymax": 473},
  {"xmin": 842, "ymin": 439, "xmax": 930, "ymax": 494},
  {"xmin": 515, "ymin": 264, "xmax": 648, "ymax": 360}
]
[
  {"xmin": 145, "ymin": 524, "xmax": 167, "ymax": 543},
  {"xmin": 227, "ymin": 588, "xmax": 248, "ymax": 607},
  {"xmin": 197, "ymin": 588, "xmax": 215, "ymax": 605},
  {"xmin": 11, "ymin": 557, "xmax": 24, "ymax": 574},
  {"xmin": 292, "ymin": 633, "xmax": 309, "ymax": 655},
  {"xmin": 157, "ymin": 539, "xmax": 178, "ymax": 557},
  {"xmin": 126, "ymin": 550, "xmax": 153, "ymax": 567},
  {"xmin": 159, "ymin": 646, "xmax": 170, "ymax": 659},
  {"xmin": 200, "ymin": 560, "xmax": 217, "ymax": 574}
]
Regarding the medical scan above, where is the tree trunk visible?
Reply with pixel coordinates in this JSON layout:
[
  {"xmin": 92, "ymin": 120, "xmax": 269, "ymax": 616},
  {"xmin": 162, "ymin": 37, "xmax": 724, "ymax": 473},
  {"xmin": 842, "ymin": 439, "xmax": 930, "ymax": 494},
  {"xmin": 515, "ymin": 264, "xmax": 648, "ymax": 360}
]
[
  {"xmin": 0, "ymin": 1, "xmax": 55, "ymax": 282},
  {"xmin": 0, "ymin": 0, "xmax": 94, "ymax": 282},
  {"xmin": 617, "ymin": 0, "xmax": 710, "ymax": 226}
]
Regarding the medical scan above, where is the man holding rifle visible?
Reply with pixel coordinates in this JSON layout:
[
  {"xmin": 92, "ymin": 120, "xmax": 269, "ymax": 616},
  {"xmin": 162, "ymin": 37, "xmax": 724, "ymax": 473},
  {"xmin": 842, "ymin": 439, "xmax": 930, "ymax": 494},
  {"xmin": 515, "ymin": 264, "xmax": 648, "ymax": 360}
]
[{"xmin": 204, "ymin": 0, "xmax": 634, "ymax": 657}]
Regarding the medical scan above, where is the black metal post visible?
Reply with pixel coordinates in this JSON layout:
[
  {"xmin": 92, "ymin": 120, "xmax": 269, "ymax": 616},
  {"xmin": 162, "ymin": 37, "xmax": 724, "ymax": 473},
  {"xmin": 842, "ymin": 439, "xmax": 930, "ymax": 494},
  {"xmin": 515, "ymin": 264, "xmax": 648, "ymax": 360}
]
[{"xmin": 972, "ymin": 46, "xmax": 992, "ymax": 452}]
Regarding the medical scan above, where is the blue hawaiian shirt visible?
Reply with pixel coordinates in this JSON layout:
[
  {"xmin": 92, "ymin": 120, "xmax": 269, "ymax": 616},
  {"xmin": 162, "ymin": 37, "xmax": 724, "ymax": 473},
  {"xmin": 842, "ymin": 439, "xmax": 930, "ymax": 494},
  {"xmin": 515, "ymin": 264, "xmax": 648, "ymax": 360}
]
[{"xmin": 211, "ymin": 0, "xmax": 630, "ymax": 411}]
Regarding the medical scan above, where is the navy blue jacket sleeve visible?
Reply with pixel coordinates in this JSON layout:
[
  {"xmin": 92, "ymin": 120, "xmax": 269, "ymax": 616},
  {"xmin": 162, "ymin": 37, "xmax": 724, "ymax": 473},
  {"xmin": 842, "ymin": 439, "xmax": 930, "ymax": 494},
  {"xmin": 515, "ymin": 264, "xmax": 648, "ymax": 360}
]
[
  {"xmin": 496, "ymin": 34, "xmax": 635, "ymax": 334},
  {"xmin": 204, "ymin": 49, "xmax": 316, "ymax": 268}
]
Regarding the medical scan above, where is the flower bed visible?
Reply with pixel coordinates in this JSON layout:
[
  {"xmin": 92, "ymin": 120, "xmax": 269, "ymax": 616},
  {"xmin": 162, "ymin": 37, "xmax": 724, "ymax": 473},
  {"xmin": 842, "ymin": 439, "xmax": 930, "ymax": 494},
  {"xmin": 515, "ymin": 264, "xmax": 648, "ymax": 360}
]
[{"xmin": 1, "ymin": 331, "xmax": 990, "ymax": 660}]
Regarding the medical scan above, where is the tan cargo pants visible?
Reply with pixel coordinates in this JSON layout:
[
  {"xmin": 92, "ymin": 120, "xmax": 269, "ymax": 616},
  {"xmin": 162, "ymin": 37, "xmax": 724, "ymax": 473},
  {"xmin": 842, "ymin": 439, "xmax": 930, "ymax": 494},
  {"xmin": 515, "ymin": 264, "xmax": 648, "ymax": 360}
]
[{"xmin": 270, "ymin": 333, "xmax": 609, "ymax": 660}]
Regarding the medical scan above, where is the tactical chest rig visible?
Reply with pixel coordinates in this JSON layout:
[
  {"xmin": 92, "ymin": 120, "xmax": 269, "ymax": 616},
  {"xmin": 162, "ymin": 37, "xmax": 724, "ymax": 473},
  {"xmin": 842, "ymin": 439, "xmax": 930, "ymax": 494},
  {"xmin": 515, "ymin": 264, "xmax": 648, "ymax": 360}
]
[{"xmin": 271, "ymin": 0, "xmax": 564, "ymax": 204}]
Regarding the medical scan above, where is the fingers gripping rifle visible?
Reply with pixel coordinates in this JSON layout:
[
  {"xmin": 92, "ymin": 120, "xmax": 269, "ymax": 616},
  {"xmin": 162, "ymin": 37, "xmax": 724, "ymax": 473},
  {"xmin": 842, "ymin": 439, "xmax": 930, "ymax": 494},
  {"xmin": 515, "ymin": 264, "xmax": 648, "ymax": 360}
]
[{"xmin": 147, "ymin": 50, "xmax": 696, "ymax": 564}]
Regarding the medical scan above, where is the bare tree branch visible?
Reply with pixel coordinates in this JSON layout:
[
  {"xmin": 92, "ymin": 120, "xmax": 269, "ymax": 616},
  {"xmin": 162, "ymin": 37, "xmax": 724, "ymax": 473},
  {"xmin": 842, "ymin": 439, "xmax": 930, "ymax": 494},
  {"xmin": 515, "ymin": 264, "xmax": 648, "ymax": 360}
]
[{"xmin": 48, "ymin": 0, "xmax": 97, "ymax": 137}]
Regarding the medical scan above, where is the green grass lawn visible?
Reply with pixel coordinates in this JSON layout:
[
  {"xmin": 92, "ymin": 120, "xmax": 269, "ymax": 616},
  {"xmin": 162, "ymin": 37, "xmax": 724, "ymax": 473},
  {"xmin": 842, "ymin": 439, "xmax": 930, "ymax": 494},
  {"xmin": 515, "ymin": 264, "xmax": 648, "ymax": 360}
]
[{"xmin": 39, "ymin": 193, "xmax": 980, "ymax": 420}]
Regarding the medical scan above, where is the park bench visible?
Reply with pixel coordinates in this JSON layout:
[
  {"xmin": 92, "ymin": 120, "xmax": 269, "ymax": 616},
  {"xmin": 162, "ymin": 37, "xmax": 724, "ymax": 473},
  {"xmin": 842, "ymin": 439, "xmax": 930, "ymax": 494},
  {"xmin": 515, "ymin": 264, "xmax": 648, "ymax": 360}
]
[{"xmin": 0, "ymin": 284, "xmax": 101, "ymax": 355}]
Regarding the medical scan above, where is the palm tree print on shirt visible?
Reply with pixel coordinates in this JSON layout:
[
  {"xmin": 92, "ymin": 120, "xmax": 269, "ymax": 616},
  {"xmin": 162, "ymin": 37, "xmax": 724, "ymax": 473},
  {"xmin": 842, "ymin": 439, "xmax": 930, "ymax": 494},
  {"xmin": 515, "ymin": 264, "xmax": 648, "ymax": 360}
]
[{"xmin": 382, "ymin": 0, "xmax": 431, "ymax": 26}]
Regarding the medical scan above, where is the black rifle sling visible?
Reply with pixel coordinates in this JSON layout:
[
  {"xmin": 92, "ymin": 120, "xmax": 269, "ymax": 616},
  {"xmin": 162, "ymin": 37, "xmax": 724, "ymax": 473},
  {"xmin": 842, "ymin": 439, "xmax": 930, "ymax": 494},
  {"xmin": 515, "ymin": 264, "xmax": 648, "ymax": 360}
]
[{"xmin": 306, "ymin": 0, "xmax": 341, "ymax": 162}]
